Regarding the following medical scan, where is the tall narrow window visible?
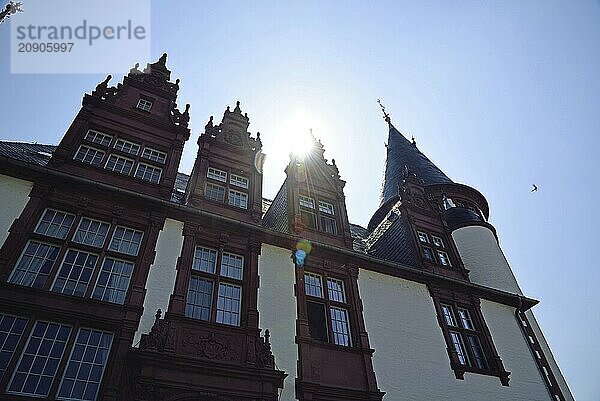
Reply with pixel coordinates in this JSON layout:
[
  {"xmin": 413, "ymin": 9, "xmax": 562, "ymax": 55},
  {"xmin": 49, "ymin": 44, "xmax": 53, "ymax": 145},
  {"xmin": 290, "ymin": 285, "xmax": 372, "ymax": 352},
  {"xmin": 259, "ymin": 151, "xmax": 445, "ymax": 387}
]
[
  {"xmin": 185, "ymin": 277, "xmax": 214, "ymax": 321},
  {"xmin": 0, "ymin": 314, "xmax": 28, "ymax": 380},
  {"xmin": 185, "ymin": 246, "xmax": 245, "ymax": 327},
  {"xmin": 299, "ymin": 195, "xmax": 317, "ymax": 229},
  {"xmin": 91, "ymin": 258, "xmax": 134, "ymax": 304},
  {"xmin": 216, "ymin": 283, "xmax": 242, "ymax": 326},
  {"xmin": 303, "ymin": 272, "xmax": 351, "ymax": 347},
  {"xmin": 8, "ymin": 321, "xmax": 71, "ymax": 397},
  {"xmin": 57, "ymin": 328, "xmax": 113, "ymax": 401},
  {"xmin": 51, "ymin": 250, "xmax": 98, "ymax": 297},
  {"xmin": 433, "ymin": 299, "xmax": 505, "ymax": 382}
]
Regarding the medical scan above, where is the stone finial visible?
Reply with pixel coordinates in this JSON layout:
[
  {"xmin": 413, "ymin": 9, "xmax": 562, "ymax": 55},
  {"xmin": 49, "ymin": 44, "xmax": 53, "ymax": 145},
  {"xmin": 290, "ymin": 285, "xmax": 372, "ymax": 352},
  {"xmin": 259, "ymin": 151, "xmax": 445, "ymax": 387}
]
[
  {"xmin": 234, "ymin": 100, "xmax": 242, "ymax": 113},
  {"xmin": 158, "ymin": 53, "xmax": 167, "ymax": 65},
  {"xmin": 129, "ymin": 63, "xmax": 141, "ymax": 75}
]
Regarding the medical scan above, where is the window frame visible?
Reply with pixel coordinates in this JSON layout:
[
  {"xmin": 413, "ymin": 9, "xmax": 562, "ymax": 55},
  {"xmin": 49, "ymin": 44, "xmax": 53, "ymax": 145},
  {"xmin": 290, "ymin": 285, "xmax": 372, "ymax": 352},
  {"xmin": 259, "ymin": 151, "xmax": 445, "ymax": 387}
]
[
  {"xmin": 417, "ymin": 229, "xmax": 455, "ymax": 268},
  {"xmin": 303, "ymin": 271, "xmax": 352, "ymax": 347},
  {"xmin": 134, "ymin": 162, "xmax": 162, "ymax": 184},
  {"xmin": 185, "ymin": 245, "xmax": 245, "ymax": 327},
  {"xmin": 7, "ymin": 206, "xmax": 144, "ymax": 306},
  {"xmin": 76, "ymin": 129, "xmax": 168, "ymax": 185},
  {"xmin": 136, "ymin": 98, "xmax": 153, "ymax": 112},
  {"xmin": 299, "ymin": 194, "xmax": 339, "ymax": 235},
  {"xmin": 431, "ymin": 293, "xmax": 510, "ymax": 385},
  {"xmin": 73, "ymin": 145, "xmax": 105, "ymax": 167},
  {"xmin": 84, "ymin": 130, "xmax": 113, "ymax": 148},
  {"xmin": 204, "ymin": 165, "xmax": 251, "ymax": 210},
  {"xmin": 2, "ymin": 317, "xmax": 114, "ymax": 401},
  {"xmin": 141, "ymin": 147, "xmax": 167, "ymax": 165}
]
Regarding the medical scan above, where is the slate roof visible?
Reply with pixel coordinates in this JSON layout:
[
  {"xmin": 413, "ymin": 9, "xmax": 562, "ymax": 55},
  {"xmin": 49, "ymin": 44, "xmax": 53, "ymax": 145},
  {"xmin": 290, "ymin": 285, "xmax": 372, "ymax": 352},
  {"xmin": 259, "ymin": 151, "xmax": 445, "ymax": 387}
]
[
  {"xmin": 0, "ymin": 142, "xmax": 56, "ymax": 167},
  {"xmin": 261, "ymin": 182, "xmax": 289, "ymax": 233},
  {"xmin": 379, "ymin": 123, "xmax": 452, "ymax": 208},
  {"xmin": 365, "ymin": 203, "xmax": 418, "ymax": 267}
]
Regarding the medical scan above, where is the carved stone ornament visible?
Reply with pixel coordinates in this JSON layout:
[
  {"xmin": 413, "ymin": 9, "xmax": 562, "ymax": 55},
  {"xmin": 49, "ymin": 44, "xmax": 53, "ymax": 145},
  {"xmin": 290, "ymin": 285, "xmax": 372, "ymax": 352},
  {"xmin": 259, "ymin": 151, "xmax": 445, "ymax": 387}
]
[
  {"xmin": 140, "ymin": 309, "xmax": 174, "ymax": 352},
  {"xmin": 182, "ymin": 331, "xmax": 236, "ymax": 361},
  {"xmin": 224, "ymin": 132, "xmax": 242, "ymax": 146}
]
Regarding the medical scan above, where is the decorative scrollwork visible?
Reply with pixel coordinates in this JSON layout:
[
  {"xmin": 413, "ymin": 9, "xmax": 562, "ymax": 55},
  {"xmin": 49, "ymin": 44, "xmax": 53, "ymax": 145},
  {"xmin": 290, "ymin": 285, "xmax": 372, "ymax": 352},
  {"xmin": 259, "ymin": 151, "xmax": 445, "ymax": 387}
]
[{"xmin": 140, "ymin": 309, "xmax": 174, "ymax": 352}]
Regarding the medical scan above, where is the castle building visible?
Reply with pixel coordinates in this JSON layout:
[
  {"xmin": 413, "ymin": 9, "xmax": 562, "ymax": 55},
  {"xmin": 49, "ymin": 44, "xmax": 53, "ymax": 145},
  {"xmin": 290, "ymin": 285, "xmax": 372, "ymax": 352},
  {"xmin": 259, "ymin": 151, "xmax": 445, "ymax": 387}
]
[{"xmin": 0, "ymin": 54, "xmax": 573, "ymax": 401}]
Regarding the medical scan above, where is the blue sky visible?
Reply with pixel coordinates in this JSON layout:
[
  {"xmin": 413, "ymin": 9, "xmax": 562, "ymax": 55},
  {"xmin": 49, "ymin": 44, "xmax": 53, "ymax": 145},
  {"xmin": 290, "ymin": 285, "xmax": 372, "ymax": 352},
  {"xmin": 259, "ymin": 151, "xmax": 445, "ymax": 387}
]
[{"xmin": 1, "ymin": 1, "xmax": 599, "ymax": 399}]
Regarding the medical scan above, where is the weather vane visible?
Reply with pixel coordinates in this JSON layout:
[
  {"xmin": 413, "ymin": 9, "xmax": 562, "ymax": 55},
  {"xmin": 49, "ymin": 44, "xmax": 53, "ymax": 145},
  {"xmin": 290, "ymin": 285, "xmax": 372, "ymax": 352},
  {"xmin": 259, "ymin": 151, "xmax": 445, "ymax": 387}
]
[
  {"xmin": 377, "ymin": 98, "xmax": 391, "ymax": 123},
  {"xmin": 0, "ymin": 1, "xmax": 23, "ymax": 25}
]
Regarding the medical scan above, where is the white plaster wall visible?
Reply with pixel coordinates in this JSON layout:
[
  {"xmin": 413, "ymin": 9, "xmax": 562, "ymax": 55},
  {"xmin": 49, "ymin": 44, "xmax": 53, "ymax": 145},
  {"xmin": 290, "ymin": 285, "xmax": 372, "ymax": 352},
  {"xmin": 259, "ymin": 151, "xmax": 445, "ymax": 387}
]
[
  {"xmin": 452, "ymin": 226, "xmax": 522, "ymax": 294},
  {"xmin": 133, "ymin": 218, "xmax": 184, "ymax": 345},
  {"xmin": 0, "ymin": 174, "xmax": 33, "ymax": 248},
  {"xmin": 358, "ymin": 268, "xmax": 552, "ymax": 401},
  {"xmin": 258, "ymin": 244, "xmax": 297, "ymax": 401}
]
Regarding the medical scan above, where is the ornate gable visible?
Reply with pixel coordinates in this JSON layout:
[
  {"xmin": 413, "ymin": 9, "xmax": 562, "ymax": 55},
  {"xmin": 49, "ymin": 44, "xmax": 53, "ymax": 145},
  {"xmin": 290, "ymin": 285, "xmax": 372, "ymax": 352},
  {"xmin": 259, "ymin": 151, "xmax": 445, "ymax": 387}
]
[{"xmin": 185, "ymin": 102, "xmax": 264, "ymax": 224}]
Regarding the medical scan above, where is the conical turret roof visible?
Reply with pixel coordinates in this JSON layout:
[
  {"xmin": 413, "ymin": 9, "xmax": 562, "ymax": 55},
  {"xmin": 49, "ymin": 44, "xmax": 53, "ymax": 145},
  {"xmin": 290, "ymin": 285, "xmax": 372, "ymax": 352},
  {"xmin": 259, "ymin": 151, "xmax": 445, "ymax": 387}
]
[{"xmin": 379, "ymin": 122, "xmax": 452, "ymax": 207}]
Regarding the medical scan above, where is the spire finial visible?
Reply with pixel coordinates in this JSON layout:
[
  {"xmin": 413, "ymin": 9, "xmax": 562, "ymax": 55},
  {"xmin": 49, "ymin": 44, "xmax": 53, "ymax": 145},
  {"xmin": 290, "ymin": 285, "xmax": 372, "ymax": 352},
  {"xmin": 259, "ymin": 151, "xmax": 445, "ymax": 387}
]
[
  {"xmin": 411, "ymin": 136, "xmax": 417, "ymax": 146},
  {"xmin": 377, "ymin": 98, "xmax": 391, "ymax": 123}
]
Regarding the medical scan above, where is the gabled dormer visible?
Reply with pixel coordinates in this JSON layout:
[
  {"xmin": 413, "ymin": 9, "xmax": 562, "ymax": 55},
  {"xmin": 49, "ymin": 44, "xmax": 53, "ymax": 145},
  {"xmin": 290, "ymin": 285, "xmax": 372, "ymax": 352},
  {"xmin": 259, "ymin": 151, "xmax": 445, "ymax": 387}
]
[
  {"xmin": 263, "ymin": 134, "xmax": 353, "ymax": 249},
  {"xmin": 49, "ymin": 53, "xmax": 191, "ymax": 201},
  {"xmin": 184, "ymin": 102, "xmax": 264, "ymax": 223}
]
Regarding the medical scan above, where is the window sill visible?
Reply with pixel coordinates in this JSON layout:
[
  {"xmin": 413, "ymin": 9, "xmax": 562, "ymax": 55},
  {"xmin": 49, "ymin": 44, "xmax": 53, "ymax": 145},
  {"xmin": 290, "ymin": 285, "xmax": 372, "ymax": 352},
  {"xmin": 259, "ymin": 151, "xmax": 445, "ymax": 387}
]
[{"xmin": 452, "ymin": 363, "xmax": 510, "ymax": 386}]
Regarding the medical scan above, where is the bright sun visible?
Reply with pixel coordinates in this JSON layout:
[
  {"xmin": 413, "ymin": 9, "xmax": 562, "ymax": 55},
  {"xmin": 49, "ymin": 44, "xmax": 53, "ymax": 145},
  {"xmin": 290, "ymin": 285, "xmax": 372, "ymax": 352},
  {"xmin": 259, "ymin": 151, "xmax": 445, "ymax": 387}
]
[{"xmin": 279, "ymin": 106, "xmax": 321, "ymax": 159}]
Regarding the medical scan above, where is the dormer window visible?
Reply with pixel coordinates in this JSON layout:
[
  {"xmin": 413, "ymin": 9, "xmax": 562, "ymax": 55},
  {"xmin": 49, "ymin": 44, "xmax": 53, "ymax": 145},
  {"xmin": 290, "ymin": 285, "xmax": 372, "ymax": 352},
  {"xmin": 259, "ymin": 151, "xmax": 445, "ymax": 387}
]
[
  {"xmin": 417, "ymin": 230, "xmax": 453, "ymax": 268},
  {"xmin": 299, "ymin": 196, "xmax": 317, "ymax": 229},
  {"xmin": 228, "ymin": 189, "xmax": 248, "ymax": 209},
  {"xmin": 299, "ymin": 195, "xmax": 338, "ymax": 235},
  {"xmin": 318, "ymin": 201, "xmax": 334, "ymax": 215},
  {"xmin": 299, "ymin": 195, "xmax": 315, "ymax": 209},
  {"xmin": 230, "ymin": 173, "xmax": 249, "ymax": 189},
  {"xmin": 438, "ymin": 250, "xmax": 452, "ymax": 266},
  {"xmin": 207, "ymin": 167, "xmax": 227, "ymax": 182},
  {"xmin": 205, "ymin": 166, "xmax": 250, "ymax": 210},
  {"xmin": 136, "ymin": 98, "xmax": 153, "ymax": 112},
  {"xmin": 417, "ymin": 231, "xmax": 429, "ymax": 243},
  {"xmin": 432, "ymin": 235, "xmax": 444, "ymax": 248}
]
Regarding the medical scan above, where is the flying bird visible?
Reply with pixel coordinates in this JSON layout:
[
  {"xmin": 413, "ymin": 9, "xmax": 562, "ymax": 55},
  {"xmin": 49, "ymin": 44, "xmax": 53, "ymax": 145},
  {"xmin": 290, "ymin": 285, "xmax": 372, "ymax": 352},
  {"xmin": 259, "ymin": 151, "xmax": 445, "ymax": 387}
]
[{"xmin": 531, "ymin": 184, "xmax": 538, "ymax": 193}]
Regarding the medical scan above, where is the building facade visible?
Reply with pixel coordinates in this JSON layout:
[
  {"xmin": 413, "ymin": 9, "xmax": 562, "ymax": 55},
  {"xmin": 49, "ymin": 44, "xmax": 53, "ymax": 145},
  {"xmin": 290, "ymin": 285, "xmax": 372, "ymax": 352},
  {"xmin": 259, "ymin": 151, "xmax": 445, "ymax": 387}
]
[{"xmin": 0, "ymin": 55, "xmax": 573, "ymax": 401}]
